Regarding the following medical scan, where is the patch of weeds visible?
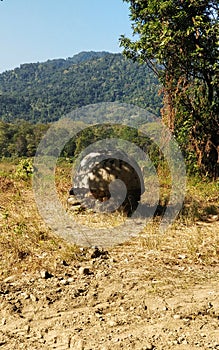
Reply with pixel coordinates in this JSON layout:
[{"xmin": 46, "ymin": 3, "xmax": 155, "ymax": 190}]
[
  {"xmin": 186, "ymin": 227, "xmax": 204, "ymax": 257},
  {"xmin": 1, "ymin": 209, "xmax": 9, "ymax": 221},
  {"xmin": 62, "ymin": 243, "xmax": 82, "ymax": 262},
  {"xmin": 15, "ymin": 158, "xmax": 33, "ymax": 179},
  {"xmin": 38, "ymin": 231, "xmax": 50, "ymax": 241},
  {"xmin": 180, "ymin": 199, "xmax": 201, "ymax": 223},
  {"xmin": 141, "ymin": 235, "xmax": 162, "ymax": 251},
  {"xmin": 178, "ymin": 177, "xmax": 219, "ymax": 223},
  {"xmin": 13, "ymin": 222, "xmax": 28, "ymax": 235}
]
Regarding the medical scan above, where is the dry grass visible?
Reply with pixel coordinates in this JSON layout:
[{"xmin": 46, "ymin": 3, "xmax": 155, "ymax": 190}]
[
  {"xmin": 0, "ymin": 159, "xmax": 218, "ymax": 278},
  {"xmin": 69, "ymin": 210, "xmax": 127, "ymax": 228},
  {"xmin": 140, "ymin": 221, "xmax": 219, "ymax": 264},
  {"xmin": 0, "ymin": 161, "xmax": 80, "ymax": 277}
]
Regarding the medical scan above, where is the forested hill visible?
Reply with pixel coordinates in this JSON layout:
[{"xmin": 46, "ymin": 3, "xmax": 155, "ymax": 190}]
[{"xmin": 0, "ymin": 52, "xmax": 162, "ymax": 123}]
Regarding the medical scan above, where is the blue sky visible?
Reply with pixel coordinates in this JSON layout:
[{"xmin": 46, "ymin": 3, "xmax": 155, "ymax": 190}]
[{"xmin": 0, "ymin": 0, "xmax": 133, "ymax": 73}]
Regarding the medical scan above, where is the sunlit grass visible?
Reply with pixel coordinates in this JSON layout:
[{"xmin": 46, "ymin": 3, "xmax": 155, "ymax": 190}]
[{"xmin": 0, "ymin": 158, "xmax": 218, "ymax": 277}]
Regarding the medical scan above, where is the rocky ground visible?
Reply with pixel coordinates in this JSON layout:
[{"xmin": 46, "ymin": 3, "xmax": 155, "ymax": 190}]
[{"xmin": 0, "ymin": 221, "xmax": 219, "ymax": 350}]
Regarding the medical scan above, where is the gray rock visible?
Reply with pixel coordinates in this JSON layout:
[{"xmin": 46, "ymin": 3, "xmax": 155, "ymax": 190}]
[{"xmin": 69, "ymin": 150, "xmax": 145, "ymax": 214}]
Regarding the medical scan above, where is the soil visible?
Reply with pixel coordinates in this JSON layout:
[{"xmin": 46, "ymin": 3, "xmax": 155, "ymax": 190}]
[{"xmin": 0, "ymin": 222, "xmax": 219, "ymax": 350}]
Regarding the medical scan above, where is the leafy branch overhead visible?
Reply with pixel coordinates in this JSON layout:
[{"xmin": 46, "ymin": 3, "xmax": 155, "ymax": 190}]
[{"xmin": 120, "ymin": 0, "xmax": 219, "ymax": 178}]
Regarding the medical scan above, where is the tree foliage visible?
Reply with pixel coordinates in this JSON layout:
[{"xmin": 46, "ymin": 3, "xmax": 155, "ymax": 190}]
[
  {"xmin": 0, "ymin": 121, "xmax": 49, "ymax": 157},
  {"xmin": 0, "ymin": 52, "xmax": 162, "ymax": 123},
  {"xmin": 120, "ymin": 0, "xmax": 219, "ymax": 177},
  {"xmin": 0, "ymin": 121, "xmax": 157, "ymax": 163}
]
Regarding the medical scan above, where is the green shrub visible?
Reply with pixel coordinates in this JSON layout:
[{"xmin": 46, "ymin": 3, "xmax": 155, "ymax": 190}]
[{"xmin": 15, "ymin": 158, "xmax": 33, "ymax": 179}]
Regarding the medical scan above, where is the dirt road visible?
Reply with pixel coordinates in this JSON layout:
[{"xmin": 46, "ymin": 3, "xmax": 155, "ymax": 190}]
[{"xmin": 1, "ymin": 221, "xmax": 219, "ymax": 349}]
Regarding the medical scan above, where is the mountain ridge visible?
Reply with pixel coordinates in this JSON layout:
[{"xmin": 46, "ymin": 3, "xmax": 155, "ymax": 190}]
[{"xmin": 0, "ymin": 51, "xmax": 162, "ymax": 124}]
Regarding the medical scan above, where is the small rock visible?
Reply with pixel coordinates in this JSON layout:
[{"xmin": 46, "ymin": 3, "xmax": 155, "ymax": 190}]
[
  {"xmin": 172, "ymin": 340, "xmax": 178, "ymax": 345},
  {"xmin": 143, "ymin": 343, "xmax": 154, "ymax": 350},
  {"xmin": 177, "ymin": 336, "xmax": 186, "ymax": 344},
  {"xmin": 107, "ymin": 320, "xmax": 117, "ymax": 327},
  {"xmin": 182, "ymin": 340, "xmax": 188, "ymax": 345},
  {"xmin": 1, "ymin": 318, "xmax": 6, "ymax": 325},
  {"xmin": 208, "ymin": 301, "xmax": 213, "ymax": 308},
  {"xmin": 78, "ymin": 267, "xmax": 91, "ymax": 275},
  {"xmin": 200, "ymin": 333, "xmax": 206, "ymax": 337},
  {"xmin": 3, "ymin": 275, "xmax": 16, "ymax": 283},
  {"xmin": 30, "ymin": 294, "xmax": 39, "ymax": 302},
  {"xmin": 91, "ymin": 247, "xmax": 102, "ymax": 259},
  {"xmin": 67, "ymin": 196, "xmax": 81, "ymax": 205},
  {"xmin": 162, "ymin": 306, "xmax": 168, "ymax": 311},
  {"xmin": 60, "ymin": 279, "xmax": 69, "ymax": 286},
  {"xmin": 61, "ymin": 260, "xmax": 69, "ymax": 266},
  {"xmin": 40, "ymin": 270, "xmax": 53, "ymax": 279},
  {"xmin": 91, "ymin": 247, "xmax": 108, "ymax": 259},
  {"xmin": 207, "ymin": 214, "xmax": 219, "ymax": 222},
  {"xmin": 20, "ymin": 292, "xmax": 30, "ymax": 300},
  {"xmin": 69, "ymin": 204, "xmax": 83, "ymax": 212},
  {"xmin": 74, "ymin": 339, "xmax": 84, "ymax": 350},
  {"xmin": 68, "ymin": 277, "xmax": 74, "ymax": 283},
  {"xmin": 178, "ymin": 254, "xmax": 187, "ymax": 259},
  {"xmin": 173, "ymin": 314, "xmax": 181, "ymax": 319}
]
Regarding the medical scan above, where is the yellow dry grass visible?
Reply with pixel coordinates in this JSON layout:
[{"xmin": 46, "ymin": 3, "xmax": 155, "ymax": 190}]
[{"xmin": 0, "ymin": 159, "xmax": 218, "ymax": 278}]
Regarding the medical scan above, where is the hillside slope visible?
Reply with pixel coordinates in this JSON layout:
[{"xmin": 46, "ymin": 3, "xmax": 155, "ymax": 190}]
[{"xmin": 0, "ymin": 52, "xmax": 162, "ymax": 123}]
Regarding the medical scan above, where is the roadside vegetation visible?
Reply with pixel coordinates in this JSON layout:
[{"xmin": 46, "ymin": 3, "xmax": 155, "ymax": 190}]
[{"xmin": 0, "ymin": 157, "xmax": 218, "ymax": 278}]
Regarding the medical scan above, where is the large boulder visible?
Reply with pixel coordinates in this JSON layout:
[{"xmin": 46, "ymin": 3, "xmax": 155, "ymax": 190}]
[{"xmin": 68, "ymin": 150, "xmax": 145, "ymax": 214}]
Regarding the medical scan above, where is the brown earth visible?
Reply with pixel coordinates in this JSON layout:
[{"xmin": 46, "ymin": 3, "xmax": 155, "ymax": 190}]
[
  {"xmin": 0, "ymin": 222, "xmax": 219, "ymax": 350},
  {"xmin": 0, "ymin": 171, "xmax": 219, "ymax": 349}
]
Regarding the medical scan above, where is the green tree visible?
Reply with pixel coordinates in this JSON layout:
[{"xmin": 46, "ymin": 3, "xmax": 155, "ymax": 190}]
[
  {"xmin": 120, "ymin": 0, "xmax": 219, "ymax": 177},
  {"xmin": 0, "ymin": 53, "xmax": 162, "ymax": 123}
]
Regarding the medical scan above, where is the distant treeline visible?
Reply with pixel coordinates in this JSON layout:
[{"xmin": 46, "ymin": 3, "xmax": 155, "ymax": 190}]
[
  {"xmin": 0, "ymin": 121, "xmax": 161, "ymax": 162},
  {"xmin": 0, "ymin": 121, "xmax": 49, "ymax": 157}
]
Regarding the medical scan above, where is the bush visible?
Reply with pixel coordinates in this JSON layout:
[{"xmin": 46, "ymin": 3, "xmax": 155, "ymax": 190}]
[{"xmin": 15, "ymin": 159, "xmax": 33, "ymax": 179}]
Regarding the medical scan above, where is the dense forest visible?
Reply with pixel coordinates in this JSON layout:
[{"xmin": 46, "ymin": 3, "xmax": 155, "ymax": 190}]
[
  {"xmin": 0, "ymin": 121, "xmax": 49, "ymax": 158},
  {"xmin": 0, "ymin": 52, "xmax": 162, "ymax": 124},
  {"xmin": 0, "ymin": 120, "xmax": 158, "ymax": 162}
]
